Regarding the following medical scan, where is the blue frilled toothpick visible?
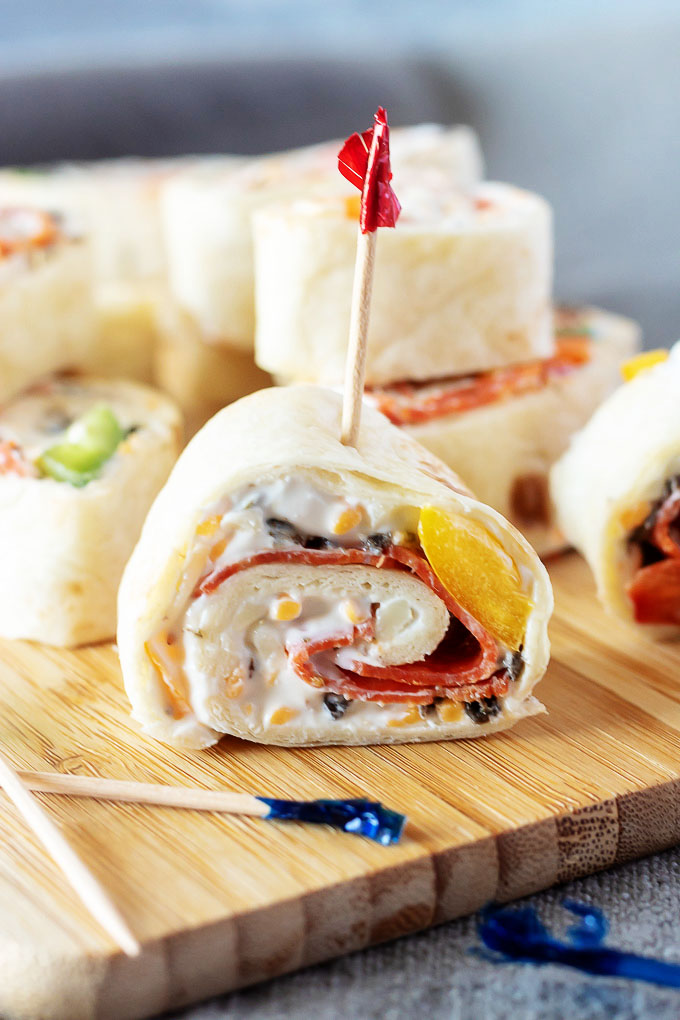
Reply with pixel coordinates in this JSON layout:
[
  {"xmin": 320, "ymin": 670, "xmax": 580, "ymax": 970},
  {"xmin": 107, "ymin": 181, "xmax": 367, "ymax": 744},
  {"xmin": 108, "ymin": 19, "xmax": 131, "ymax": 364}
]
[
  {"xmin": 478, "ymin": 900, "xmax": 680, "ymax": 988},
  {"xmin": 14, "ymin": 771, "xmax": 406, "ymax": 846},
  {"xmin": 258, "ymin": 797, "xmax": 405, "ymax": 845}
]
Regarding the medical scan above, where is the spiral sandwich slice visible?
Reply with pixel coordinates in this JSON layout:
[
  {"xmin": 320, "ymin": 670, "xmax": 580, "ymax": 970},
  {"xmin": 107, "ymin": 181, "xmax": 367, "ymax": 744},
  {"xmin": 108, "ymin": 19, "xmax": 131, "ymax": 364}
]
[
  {"xmin": 160, "ymin": 124, "xmax": 482, "ymax": 352},
  {"xmin": 153, "ymin": 300, "xmax": 272, "ymax": 436},
  {"xmin": 0, "ymin": 157, "xmax": 232, "ymax": 383},
  {"xmin": 0, "ymin": 206, "xmax": 93, "ymax": 402},
  {"xmin": 118, "ymin": 387, "xmax": 552, "ymax": 748},
  {"xmin": 0, "ymin": 377, "xmax": 181, "ymax": 646},
  {"xmin": 369, "ymin": 306, "xmax": 640, "ymax": 556},
  {"xmin": 254, "ymin": 181, "xmax": 553, "ymax": 385},
  {"xmin": 551, "ymin": 343, "xmax": 680, "ymax": 634}
]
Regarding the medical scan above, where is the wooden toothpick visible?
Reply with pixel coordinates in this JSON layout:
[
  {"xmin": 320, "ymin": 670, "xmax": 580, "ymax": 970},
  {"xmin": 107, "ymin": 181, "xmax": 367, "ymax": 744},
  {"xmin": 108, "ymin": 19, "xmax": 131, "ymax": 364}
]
[
  {"xmin": 340, "ymin": 229, "xmax": 377, "ymax": 446},
  {"xmin": 11, "ymin": 771, "xmax": 403, "ymax": 844},
  {"xmin": 0, "ymin": 753, "xmax": 140, "ymax": 956},
  {"xmin": 10, "ymin": 770, "xmax": 406, "ymax": 845},
  {"xmin": 17, "ymin": 770, "xmax": 270, "ymax": 816},
  {"xmin": 337, "ymin": 107, "xmax": 401, "ymax": 448}
]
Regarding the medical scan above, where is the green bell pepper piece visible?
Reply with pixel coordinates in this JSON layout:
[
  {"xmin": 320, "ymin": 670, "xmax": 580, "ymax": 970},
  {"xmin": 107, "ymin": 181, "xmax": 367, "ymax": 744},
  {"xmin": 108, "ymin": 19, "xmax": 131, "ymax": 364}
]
[{"xmin": 36, "ymin": 404, "xmax": 126, "ymax": 487}]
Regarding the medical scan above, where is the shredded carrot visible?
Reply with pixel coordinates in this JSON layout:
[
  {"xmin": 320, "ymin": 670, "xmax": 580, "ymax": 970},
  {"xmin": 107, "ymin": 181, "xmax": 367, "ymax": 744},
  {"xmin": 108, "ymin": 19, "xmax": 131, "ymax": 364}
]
[
  {"xmin": 145, "ymin": 635, "xmax": 193, "ymax": 720},
  {"xmin": 0, "ymin": 208, "xmax": 60, "ymax": 257},
  {"xmin": 0, "ymin": 440, "xmax": 36, "ymax": 477}
]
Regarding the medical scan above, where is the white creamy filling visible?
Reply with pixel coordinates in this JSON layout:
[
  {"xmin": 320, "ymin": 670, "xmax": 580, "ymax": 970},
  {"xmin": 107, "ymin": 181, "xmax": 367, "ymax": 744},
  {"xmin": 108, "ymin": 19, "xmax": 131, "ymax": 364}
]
[
  {"xmin": 183, "ymin": 591, "xmax": 358, "ymax": 727},
  {"xmin": 160, "ymin": 475, "xmax": 516, "ymax": 735},
  {"xmin": 180, "ymin": 475, "xmax": 418, "ymax": 579}
]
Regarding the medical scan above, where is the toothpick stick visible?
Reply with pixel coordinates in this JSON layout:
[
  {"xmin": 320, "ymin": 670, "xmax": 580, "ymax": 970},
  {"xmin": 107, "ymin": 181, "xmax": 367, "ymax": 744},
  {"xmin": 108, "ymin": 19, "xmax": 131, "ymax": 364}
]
[
  {"xmin": 0, "ymin": 753, "xmax": 140, "ymax": 956},
  {"xmin": 18, "ymin": 770, "xmax": 269, "ymax": 815},
  {"xmin": 337, "ymin": 107, "xmax": 401, "ymax": 448},
  {"xmin": 340, "ymin": 229, "xmax": 377, "ymax": 446},
  {"xmin": 10, "ymin": 770, "xmax": 406, "ymax": 845}
]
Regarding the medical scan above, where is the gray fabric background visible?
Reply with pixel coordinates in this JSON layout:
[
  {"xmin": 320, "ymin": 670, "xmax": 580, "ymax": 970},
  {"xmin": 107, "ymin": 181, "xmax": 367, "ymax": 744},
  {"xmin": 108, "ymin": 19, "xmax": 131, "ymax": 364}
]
[
  {"xmin": 1, "ymin": 3, "xmax": 679, "ymax": 1015},
  {"xmin": 166, "ymin": 847, "xmax": 680, "ymax": 1020}
]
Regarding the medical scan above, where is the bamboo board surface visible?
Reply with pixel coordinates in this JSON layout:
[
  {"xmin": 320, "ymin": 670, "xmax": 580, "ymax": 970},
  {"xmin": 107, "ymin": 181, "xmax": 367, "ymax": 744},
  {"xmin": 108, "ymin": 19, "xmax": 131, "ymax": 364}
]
[{"xmin": 1, "ymin": 552, "xmax": 680, "ymax": 1020}]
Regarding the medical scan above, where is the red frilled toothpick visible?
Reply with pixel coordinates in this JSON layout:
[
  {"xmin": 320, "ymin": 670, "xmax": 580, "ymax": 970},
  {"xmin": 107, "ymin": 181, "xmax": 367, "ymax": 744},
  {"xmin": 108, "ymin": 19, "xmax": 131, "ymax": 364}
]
[{"xmin": 337, "ymin": 107, "xmax": 401, "ymax": 446}]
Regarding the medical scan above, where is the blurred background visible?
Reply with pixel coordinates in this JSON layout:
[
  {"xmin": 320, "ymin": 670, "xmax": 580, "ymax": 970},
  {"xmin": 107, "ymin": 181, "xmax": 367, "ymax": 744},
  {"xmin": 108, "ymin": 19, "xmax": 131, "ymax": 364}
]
[{"xmin": 1, "ymin": 0, "xmax": 678, "ymax": 345}]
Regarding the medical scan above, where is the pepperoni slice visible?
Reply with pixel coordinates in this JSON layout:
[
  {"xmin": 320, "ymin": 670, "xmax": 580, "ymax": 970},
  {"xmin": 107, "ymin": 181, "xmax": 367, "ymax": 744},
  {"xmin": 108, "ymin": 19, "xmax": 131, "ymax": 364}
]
[
  {"xmin": 325, "ymin": 671, "xmax": 511, "ymax": 705},
  {"xmin": 627, "ymin": 486, "xmax": 680, "ymax": 625},
  {"xmin": 369, "ymin": 337, "xmax": 591, "ymax": 426},
  {"xmin": 197, "ymin": 543, "xmax": 500, "ymax": 703},
  {"xmin": 197, "ymin": 547, "xmax": 380, "ymax": 597},
  {"xmin": 627, "ymin": 558, "xmax": 680, "ymax": 626},
  {"xmin": 651, "ymin": 490, "xmax": 680, "ymax": 561}
]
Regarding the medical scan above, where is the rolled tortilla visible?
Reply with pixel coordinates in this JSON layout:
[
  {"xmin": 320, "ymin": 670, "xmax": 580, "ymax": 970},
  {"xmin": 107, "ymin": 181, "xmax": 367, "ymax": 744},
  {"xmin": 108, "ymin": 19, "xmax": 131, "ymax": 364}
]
[
  {"xmin": 371, "ymin": 306, "xmax": 640, "ymax": 557},
  {"xmin": 160, "ymin": 125, "xmax": 482, "ymax": 351},
  {"xmin": 79, "ymin": 282, "xmax": 158, "ymax": 383},
  {"xmin": 0, "ymin": 166, "xmax": 88, "ymax": 236},
  {"xmin": 75, "ymin": 157, "xmax": 176, "ymax": 287},
  {"xmin": 0, "ymin": 158, "xmax": 236, "ymax": 384},
  {"xmin": 390, "ymin": 123, "xmax": 483, "ymax": 187},
  {"xmin": 254, "ymin": 182, "xmax": 553, "ymax": 385},
  {"xmin": 0, "ymin": 377, "xmax": 181, "ymax": 646},
  {"xmin": 0, "ymin": 157, "xmax": 205, "ymax": 288},
  {"xmin": 0, "ymin": 207, "xmax": 93, "ymax": 402},
  {"xmin": 152, "ymin": 300, "xmax": 271, "ymax": 437},
  {"xmin": 551, "ymin": 343, "xmax": 680, "ymax": 634},
  {"xmin": 0, "ymin": 161, "xmax": 175, "ymax": 384},
  {"xmin": 118, "ymin": 386, "xmax": 552, "ymax": 749}
]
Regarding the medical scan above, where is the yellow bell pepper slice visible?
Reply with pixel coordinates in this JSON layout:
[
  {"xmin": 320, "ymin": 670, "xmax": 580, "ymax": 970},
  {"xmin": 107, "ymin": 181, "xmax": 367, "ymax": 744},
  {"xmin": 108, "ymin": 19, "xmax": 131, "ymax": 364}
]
[
  {"xmin": 621, "ymin": 349, "xmax": 668, "ymax": 383},
  {"xmin": 418, "ymin": 506, "xmax": 532, "ymax": 650}
]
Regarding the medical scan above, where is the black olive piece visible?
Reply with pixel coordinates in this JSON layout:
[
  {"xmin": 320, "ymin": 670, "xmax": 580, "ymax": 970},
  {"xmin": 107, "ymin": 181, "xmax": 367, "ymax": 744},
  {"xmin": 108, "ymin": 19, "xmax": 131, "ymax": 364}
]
[
  {"xmin": 662, "ymin": 475, "xmax": 680, "ymax": 499},
  {"xmin": 363, "ymin": 532, "xmax": 392, "ymax": 552},
  {"xmin": 502, "ymin": 649, "xmax": 524, "ymax": 684},
  {"xmin": 304, "ymin": 535, "xmax": 336, "ymax": 550},
  {"xmin": 323, "ymin": 693, "xmax": 350, "ymax": 720},
  {"xmin": 627, "ymin": 479, "xmax": 680, "ymax": 568},
  {"xmin": 464, "ymin": 696, "xmax": 501, "ymax": 725},
  {"xmin": 42, "ymin": 407, "xmax": 73, "ymax": 433},
  {"xmin": 266, "ymin": 518, "xmax": 304, "ymax": 545}
]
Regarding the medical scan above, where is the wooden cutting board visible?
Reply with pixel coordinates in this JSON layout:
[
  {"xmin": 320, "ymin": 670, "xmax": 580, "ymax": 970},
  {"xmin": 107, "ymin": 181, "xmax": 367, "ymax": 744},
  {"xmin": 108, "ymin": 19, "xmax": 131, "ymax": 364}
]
[{"xmin": 1, "ymin": 552, "xmax": 680, "ymax": 1020}]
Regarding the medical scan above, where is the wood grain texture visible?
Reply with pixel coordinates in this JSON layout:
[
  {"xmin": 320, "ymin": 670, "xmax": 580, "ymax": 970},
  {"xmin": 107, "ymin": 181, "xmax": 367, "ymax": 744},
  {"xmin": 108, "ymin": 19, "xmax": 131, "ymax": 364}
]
[{"xmin": 1, "ymin": 553, "xmax": 680, "ymax": 1019}]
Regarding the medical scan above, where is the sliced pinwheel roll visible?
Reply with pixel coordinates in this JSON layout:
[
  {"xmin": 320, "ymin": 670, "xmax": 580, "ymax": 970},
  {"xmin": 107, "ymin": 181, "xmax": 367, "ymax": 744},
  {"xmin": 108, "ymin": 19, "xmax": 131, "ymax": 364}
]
[
  {"xmin": 160, "ymin": 125, "xmax": 482, "ymax": 352},
  {"xmin": 551, "ymin": 344, "xmax": 680, "ymax": 634},
  {"xmin": 254, "ymin": 182, "xmax": 553, "ymax": 385},
  {"xmin": 117, "ymin": 386, "xmax": 552, "ymax": 749},
  {"xmin": 160, "ymin": 147, "xmax": 340, "ymax": 353},
  {"xmin": 79, "ymin": 282, "xmax": 157, "ymax": 383},
  {"xmin": 369, "ymin": 307, "xmax": 640, "ymax": 557},
  {"xmin": 0, "ymin": 157, "xmax": 233, "ymax": 383},
  {"xmin": 390, "ymin": 123, "xmax": 483, "ymax": 188},
  {"xmin": 0, "ymin": 156, "xmax": 198, "ymax": 288},
  {"xmin": 0, "ymin": 377, "xmax": 181, "ymax": 646},
  {"xmin": 65, "ymin": 158, "xmax": 185, "ymax": 382},
  {"xmin": 0, "ymin": 163, "xmax": 164, "ymax": 384},
  {"xmin": 0, "ymin": 207, "xmax": 93, "ymax": 402},
  {"xmin": 153, "ymin": 300, "xmax": 271, "ymax": 437}
]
